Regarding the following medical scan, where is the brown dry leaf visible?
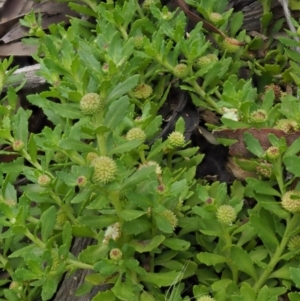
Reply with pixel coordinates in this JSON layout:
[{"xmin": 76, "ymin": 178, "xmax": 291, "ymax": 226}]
[{"xmin": 213, "ymin": 128, "xmax": 300, "ymax": 158}]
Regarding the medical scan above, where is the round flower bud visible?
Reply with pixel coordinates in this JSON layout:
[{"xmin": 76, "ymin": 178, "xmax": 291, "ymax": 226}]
[
  {"xmin": 173, "ymin": 63, "xmax": 189, "ymax": 78},
  {"xmin": 264, "ymin": 83, "xmax": 282, "ymax": 100},
  {"xmin": 275, "ymin": 119, "xmax": 298, "ymax": 133},
  {"xmin": 220, "ymin": 38, "xmax": 241, "ymax": 54},
  {"xmin": 157, "ymin": 184, "xmax": 165, "ymax": 194},
  {"xmin": 77, "ymin": 176, "xmax": 87, "ymax": 188},
  {"xmin": 265, "ymin": 146, "xmax": 280, "ymax": 160},
  {"xmin": 209, "ymin": 12, "xmax": 223, "ymax": 23},
  {"xmin": 256, "ymin": 163, "xmax": 273, "ymax": 178},
  {"xmin": 168, "ymin": 131, "xmax": 185, "ymax": 148},
  {"xmin": 5, "ymin": 199, "xmax": 17, "ymax": 207},
  {"xmin": 142, "ymin": 0, "xmax": 155, "ymax": 10},
  {"xmin": 133, "ymin": 35, "xmax": 144, "ymax": 50},
  {"xmin": 282, "ymin": 190, "xmax": 300, "ymax": 213},
  {"xmin": 206, "ymin": 54, "xmax": 219, "ymax": 62},
  {"xmin": 194, "ymin": 56, "xmax": 211, "ymax": 69},
  {"xmin": 102, "ymin": 63, "xmax": 109, "ymax": 73},
  {"xmin": 197, "ymin": 296, "xmax": 215, "ymax": 301},
  {"xmin": 38, "ymin": 175, "xmax": 51, "ymax": 187},
  {"xmin": 132, "ymin": 83, "xmax": 153, "ymax": 99},
  {"xmin": 109, "ymin": 248, "xmax": 123, "ymax": 261},
  {"xmin": 12, "ymin": 140, "xmax": 24, "ymax": 152},
  {"xmin": 147, "ymin": 161, "xmax": 162, "ymax": 176},
  {"xmin": 288, "ymin": 235, "xmax": 300, "ymax": 253},
  {"xmin": 126, "ymin": 127, "xmax": 146, "ymax": 142},
  {"xmin": 80, "ymin": 93, "xmax": 104, "ymax": 115},
  {"xmin": 9, "ymin": 281, "xmax": 21, "ymax": 291},
  {"xmin": 91, "ymin": 156, "xmax": 117, "ymax": 184},
  {"xmin": 249, "ymin": 109, "xmax": 267, "ymax": 123},
  {"xmin": 216, "ymin": 205, "xmax": 236, "ymax": 225},
  {"xmin": 161, "ymin": 209, "xmax": 178, "ymax": 230},
  {"xmin": 56, "ymin": 210, "xmax": 68, "ymax": 227},
  {"xmin": 53, "ymin": 152, "xmax": 67, "ymax": 163},
  {"xmin": 86, "ymin": 152, "xmax": 98, "ymax": 164}
]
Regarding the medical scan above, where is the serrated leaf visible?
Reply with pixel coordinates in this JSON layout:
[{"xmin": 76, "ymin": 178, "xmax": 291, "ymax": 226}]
[
  {"xmin": 244, "ymin": 132, "xmax": 264, "ymax": 158},
  {"xmin": 104, "ymin": 96, "xmax": 130, "ymax": 130},
  {"xmin": 41, "ymin": 206, "xmax": 57, "ymax": 243},
  {"xmin": 230, "ymin": 246, "xmax": 257, "ymax": 280}
]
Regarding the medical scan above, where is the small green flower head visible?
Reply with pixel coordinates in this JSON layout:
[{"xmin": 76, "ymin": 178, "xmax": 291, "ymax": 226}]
[
  {"xmin": 102, "ymin": 63, "xmax": 109, "ymax": 73},
  {"xmin": 220, "ymin": 38, "xmax": 241, "ymax": 54},
  {"xmin": 216, "ymin": 205, "xmax": 236, "ymax": 225},
  {"xmin": 109, "ymin": 248, "xmax": 123, "ymax": 261},
  {"xmin": 256, "ymin": 163, "xmax": 273, "ymax": 178},
  {"xmin": 133, "ymin": 35, "xmax": 144, "ymax": 50},
  {"xmin": 209, "ymin": 12, "xmax": 223, "ymax": 23},
  {"xmin": 194, "ymin": 56, "xmax": 211, "ymax": 69},
  {"xmin": 282, "ymin": 190, "xmax": 300, "ymax": 213},
  {"xmin": 265, "ymin": 146, "xmax": 280, "ymax": 160},
  {"xmin": 126, "ymin": 127, "xmax": 146, "ymax": 142},
  {"xmin": 56, "ymin": 210, "xmax": 68, "ymax": 227},
  {"xmin": 173, "ymin": 63, "xmax": 189, "ymax": 78},
  {"xmin": 12, "ymin": 140, "xmax": 24, "ymax": 152},
  {"xmin": 5, "ymin": 199, "xmax": 17, "ymax": 207},
  {"xmin": 142, "ymin": 0, "xmax": 155, "ymax": 10},
  {"xmin": 80, "ymin": 93, "xmax": 104, "ymax": 115},
  {"xmin": 249, "ymin": 109, "xmax": 267, "ymax": 123},
  {"xmin": 86, "ymin": 152, "xmax": 99, "ymax": 164},
  {"xmin": 53, "ymin": 152, "xmax": 67, "ymax": 163},
  {"xmin": 91, "ymin": 156, "xmax": 117, "ymax": 184},
  {"xmin": 197, "ymin": 296, "xmax": 215, "ymax": 301},
  {"xmin": 168, "ymin": 131, "xmax": 185, "ymax": 148},
  {"xmin": 147, "ymin": 161, "xmax": 162, "ymax": 176},
  {"xmin": 38, "ymin": 175, "xmax": 51, "ymax": 187},
  {"xmin": 275, "ymin": 119, "xmax": 298, "ymax": 133},
  {"xmin": 206, "ymin": 54, "xmax": 219, "ymax": 62},
  {"xmin": 161, "ymin": 209, "xmax": 178, "ymax": 230},
  {"xmin": 77, "ymin": 176, "xmax": 88, "ymax": 188},
  {"xmin": 9, "ymin": 281, "xmax": 21, "ymax": 291},
  {"xmin": 132, "ymin": 83, "xmax": 153, "ymax": 99},
  {"xmin": 288, "ymin": 235, "xmax": 300, "ymax": 253}
]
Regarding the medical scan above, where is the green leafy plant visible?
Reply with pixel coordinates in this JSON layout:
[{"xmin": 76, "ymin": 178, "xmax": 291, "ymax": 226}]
[{"xmin": 1, "ymin": 0, "xmax": 300, "ymax": 300}]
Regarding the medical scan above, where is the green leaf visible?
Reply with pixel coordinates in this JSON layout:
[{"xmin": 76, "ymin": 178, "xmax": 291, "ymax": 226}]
[
  {"xmin": 119, "ymin": 209, "xmax": 146, "ymax": 221},
  {"xmin": 109, "ymin": 139, "xmax": 142, "ymax": 155},
  {"xmin": 162, "ymin": 238, "xmax": 190, "ymax": 251},
  {"xmin": 230, "ymin": 246, "xmax": 257, "ymax": 280},
  {"xmin": 42, "ymin": 276, "xmax": 60, "ymax": 301},
  {"xmin": 284, "ymin": 137, "xmax": 300, "ymax": 157},
  {"xmin": 112, "ymin": 274, "xmax": 135, "ymax": 301},
  {"xmin": 121, "ymin": 166, "xmax": 155, "ymax": 190},
  {"xmin": 246, "ymin": 178, "xmax": 281, "ymax": 196},
  {"xmin": 197, "ymin": 252, "xmax": 227, "ymax": 266},
  {"xmin": 130, "ymin": 235, "xmax": 165, "ymax": 253},
  {"xmin": 290, "ymin": 267, "xmax": 300, "ymax": 288},
  {"xmin": 250, "ymin": 208, "xmax": 278, "ymax": 254},
  {"xmin": 175, "ymin": 117, "xmax": 185, "ymax": 133},
  {"xmin": 79, "ymin": 244, "xmax": 109, "ymax": 264},
  {"xmin": 92, "ymin": 290, "xmax": 115, "ymax": 301},
  {"xmin": 244, "ymin": 132, "xmax": 264, "ymax": 158},
  {"xmin": 104, "ymin": 96, "xmax": 130, "ymax": 130},
  {"xmin": 283, "ymin": 155, "xmax": 300, "ymax": 177},
  {"xmin": 288, "ymin": 292, "xmax": 300, "ymax": 301},
  {"xmin": 58, "ymin": 138, "xmax": 95, "ymax": 153},
  {"xmin": 140, "ymin": 271, "xmax": 183, "ymax": 287},
  {"xmin": 154, "ymin": 214, "xmax": 174, "ymax": 234},
  {"xmin": 77, "ymin": 215, "xmax": 118, "ymax": 229},
  {"xmin": 41, "ymin": 206, "xmax": 57, "ymax": 243},
  {"xmin": 230, "ymin": 11, "xmax": 244, "ymax": 37},
  {"xmin": 106, "ymin": 75, "xmax": 139, "ymax": 104},
  {"xmin": 62, "ymin": 221, "xmax": 72, "ymax": 250},
  {"xmin": 12, "ymin": 107, "xmax": 29, "ymax": 147},
  {"xmin": 239, "ymin": 282, "xmax": 256, "ymax": 301}
]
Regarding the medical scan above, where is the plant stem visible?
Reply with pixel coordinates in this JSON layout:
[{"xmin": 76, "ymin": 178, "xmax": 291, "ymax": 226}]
[
  {"xmin": 253, "ymin": 214, "xmax": 297, "ymax": 293},
  {"xmin": 25, "ymin": 229, "xmax": 45, "ymax": 249},
  {"xmin": 66, "ymin": 259, "xmax": 94, "ymax": 270}
]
